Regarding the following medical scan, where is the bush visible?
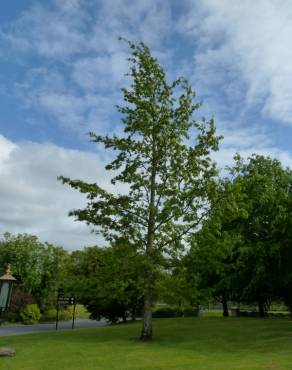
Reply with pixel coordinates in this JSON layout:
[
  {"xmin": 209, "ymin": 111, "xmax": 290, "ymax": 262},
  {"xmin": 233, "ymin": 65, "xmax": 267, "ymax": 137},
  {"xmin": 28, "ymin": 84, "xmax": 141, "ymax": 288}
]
[
  {"xmin": 153, "ymin": 306, "xmax": 201, "ymax": 318},
  {"xmin": 182, "ymin": 307, "xmax": 199, "ymax": 317},
  {"xmin": 153, "ymin": 307, "xmax": 178, "ymax": 318},
  {"xmin": 7, "ymin": 289, "xmax": 35, "ymax": 322},
  {"xmin": 42, "ymin": 307, "xmax": 72, "ymax": 322},
  {"xmin": 20, "ymin": 304, "xmax": 41, "ymax": 324},
  {"xmin": 68, "ymin": 304, "xmax": 89, "ymax": 319},
  {"xmin": 59, "ymin": 308, "xmax": 72, "ymax": 321},
  {"xmin": 42, "ymin": 308, "xmax": 57, "ymax": 322}
]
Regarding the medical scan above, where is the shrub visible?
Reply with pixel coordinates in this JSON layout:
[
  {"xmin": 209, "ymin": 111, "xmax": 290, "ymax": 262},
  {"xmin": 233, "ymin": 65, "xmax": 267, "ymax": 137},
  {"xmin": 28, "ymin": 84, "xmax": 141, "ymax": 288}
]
[
  {"xmin": 42, "ymin": 308, "xmax": 57, "ymax": 322},
  {"xmin": 59, "ymin": 308, "xmax": 72, "ymax": 321},
  {"xmin": 42, "ymin": 307, "xmax": 72, "ymax": 322},
  {"xmin": 153, "ymin": 306, "xmax": 201, "ymax": 318},
  {"xmin": 68, "ymin": 304, "xmax": 89, "ymax": 319},
  {"xmin": 181, "ymin": 307, "xmax": 199, "ymax": 317},
  {"xmin": 7, "ymin": 289, "xmax": 35, "ymax": 322},
  {"xmin": 152, "ymin": 307, "xmax": 178, "ymax": 318},
  {"xmin": 20, "ymin": 304, "xmax": 41, "ymax": 324}
]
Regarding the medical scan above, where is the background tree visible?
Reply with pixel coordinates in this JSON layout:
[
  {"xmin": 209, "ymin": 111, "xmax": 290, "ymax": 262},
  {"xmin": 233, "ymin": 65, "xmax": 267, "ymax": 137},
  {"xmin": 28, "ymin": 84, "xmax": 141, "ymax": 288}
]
[
  {"xmin": 65, "ymin": 241, "xmax": 144, "ymax": 323},
  {"xmin": 187, "ymin": 154, "xmax": 292, "ymax": 316},
  {"xmin": 0, "ymin": 232, "xmax": 69, "ymax": 317},
  {"xmin": 59, "ymin": 40, "xmax": 221, "ymax": 340},
  {"xmin": 229, "ymin": 155, "xmax": 292, "ymax": 315},
  {"xmin": 186, "ymin": 177, "xmax": 246, "ymax": 316},
  {"xmin": 158, "ymin": 261, "xmax": 201, "ymax": 315}
]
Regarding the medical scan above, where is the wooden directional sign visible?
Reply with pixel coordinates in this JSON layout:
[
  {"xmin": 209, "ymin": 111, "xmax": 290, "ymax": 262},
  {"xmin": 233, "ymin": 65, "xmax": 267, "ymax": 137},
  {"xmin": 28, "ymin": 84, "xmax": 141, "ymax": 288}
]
[{"xmin": 58, "ymin": 296, "xmax": 75, "ymax": 305}]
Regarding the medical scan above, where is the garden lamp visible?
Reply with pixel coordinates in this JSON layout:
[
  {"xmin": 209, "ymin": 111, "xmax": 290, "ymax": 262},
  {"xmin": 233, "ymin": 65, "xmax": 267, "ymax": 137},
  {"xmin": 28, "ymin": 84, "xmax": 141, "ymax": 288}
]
[
  {"xmin": 0, "ymin": 265, "xmax": 17, "ymax": 357},
  {"xmin": 0, "ymin": 264, "xmax": 16, "ymax": 312}
]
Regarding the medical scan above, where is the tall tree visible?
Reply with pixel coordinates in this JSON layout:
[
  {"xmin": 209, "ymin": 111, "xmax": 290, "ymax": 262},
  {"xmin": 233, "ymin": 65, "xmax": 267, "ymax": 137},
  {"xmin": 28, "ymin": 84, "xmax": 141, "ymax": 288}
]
[
  {"xmin": 187, "ymin": 154, "xmax": 292, "ymax": 316},
  {"xmin": 59, "ymin": 41, "xmax": 221, "ymax": 340},
  {"xmin": 229, "ymin": 155, "xmax": 292, "ymax": 315}
]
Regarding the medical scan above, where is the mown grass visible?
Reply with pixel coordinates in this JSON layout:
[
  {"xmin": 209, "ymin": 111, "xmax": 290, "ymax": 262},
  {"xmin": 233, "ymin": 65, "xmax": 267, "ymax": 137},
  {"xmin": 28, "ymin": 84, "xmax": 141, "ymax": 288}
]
[{"xmin": 1, "ymin": 317, "xmax": 292, "ymax": 370}]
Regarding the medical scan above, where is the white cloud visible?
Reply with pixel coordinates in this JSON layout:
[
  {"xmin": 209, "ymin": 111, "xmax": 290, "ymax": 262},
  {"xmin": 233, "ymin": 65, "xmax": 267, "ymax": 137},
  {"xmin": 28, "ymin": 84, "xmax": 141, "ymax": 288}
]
[
  {"xmin": 215, "ymin": 146, "xmax": 292, "ymax": 172},
  {"xmin": 90, "ymin": 0, "xmax": 172, "ymax": 50},
  {"xmin": 1, "ymin": 0, "xmax": 90, "ymax": 59},
  {"xmin": 1, "ymin": 0, "xmax": 172, "ymax": 59},
  {"xmin": 0, "ymin": 134, "xmax": 115, "ymax": 250},
  {"xmin": 14, "ymin": 66, "xmax": 119, "ymax": 134},
  {"xmin": 72, "ymin": 52, "xmax": 129, "ymax": 92},
  {"xmin": 212, "ymin": 121, "xmax": 292, "ymax": 171},
  {"xmin": 219, "ymin": 125, "xmax": 272, "ymax": 149},
  {"xmin": 180, "ymin": 0, "xmax": 292, "ymax": 125},
  {"xmin": 0, "ymin": 135, "xmax": 16, "ymax": 173},
  {"xmin": 1, "ymin": 0, "xmax": 173, "ymax": 135}
]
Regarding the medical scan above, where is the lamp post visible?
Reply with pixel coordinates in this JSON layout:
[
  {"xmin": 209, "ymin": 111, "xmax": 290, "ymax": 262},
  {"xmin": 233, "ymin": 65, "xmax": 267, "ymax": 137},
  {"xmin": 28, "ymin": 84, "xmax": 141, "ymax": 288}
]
[
  {"xmin": 0, "ymin": 264, "xmax": 17, "ymax": 357},
  {"xmin": 0, "ymin": 264, "xmax": 17, "ymax": 313}
]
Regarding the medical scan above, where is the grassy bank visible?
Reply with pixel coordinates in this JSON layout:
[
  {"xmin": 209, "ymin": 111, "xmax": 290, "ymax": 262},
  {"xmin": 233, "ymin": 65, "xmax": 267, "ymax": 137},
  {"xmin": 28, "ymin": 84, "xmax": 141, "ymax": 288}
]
[{"xmin": 1, "ymin": 317, "xmax": 292, "ymax": 369}]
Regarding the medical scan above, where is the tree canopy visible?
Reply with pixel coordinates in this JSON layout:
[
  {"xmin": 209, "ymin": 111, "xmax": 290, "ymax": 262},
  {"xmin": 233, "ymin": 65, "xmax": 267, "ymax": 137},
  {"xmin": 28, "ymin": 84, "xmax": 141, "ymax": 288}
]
[{"xmin": 187, "ymin": 154, "xmax": 292, "ymax": 316}]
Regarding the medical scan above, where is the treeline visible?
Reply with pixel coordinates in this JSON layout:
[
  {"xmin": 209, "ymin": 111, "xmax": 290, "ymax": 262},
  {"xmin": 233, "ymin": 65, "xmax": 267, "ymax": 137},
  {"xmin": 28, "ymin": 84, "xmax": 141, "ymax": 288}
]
[
  {"xmin": 0, "ymin": 234, "xmax": 145, "ymax": 323},
  {"xmin": 3, "ymin": 153, "xmax": 292, "ymax": 326}
]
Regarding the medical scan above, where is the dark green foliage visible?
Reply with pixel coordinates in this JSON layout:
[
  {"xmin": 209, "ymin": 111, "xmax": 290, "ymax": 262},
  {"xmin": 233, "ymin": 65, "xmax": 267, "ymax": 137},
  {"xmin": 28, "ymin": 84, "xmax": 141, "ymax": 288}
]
[
  {"xmin": 152, "ymin": 307, "xmax": 178, "ymax": 318},
  {"xmin": 65, "ymin": 242, "xmax": 144, "ymax": 324},
  {"xmin": 158, "ymin": 264, "xmax": 202, "ymax": 311},
  {"xmin": 152, "ymin": 306, "xmax": 198, "ymax": 318},
  {"xmin": 41, "ymin": 308, "xmax": 58, "ymax": 322},
  {"xmin": 187, "ymin": 154, "xmax": 292, "ymax": 315},
  {"xmin": 182, "ymin": 307, "xmax": 200, "ymax": 317},
  {"xmin": 0, "ymin": 233, "xmax": 69, "ymax": 315}
]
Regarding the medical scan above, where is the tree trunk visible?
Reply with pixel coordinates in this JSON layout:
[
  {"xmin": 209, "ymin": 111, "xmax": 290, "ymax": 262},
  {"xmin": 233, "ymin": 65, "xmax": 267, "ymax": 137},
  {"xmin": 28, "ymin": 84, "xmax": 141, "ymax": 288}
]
[
  {"xmin": 140, "ymin": 222, "xmax": 155, "ymax": 340},
  {"xmin": 140, "ymin": 286, "xmax": 152, "ymax": 340},
  {"xmin": 222, "ymin": 294, "xmax": 229, "ymax": 317},
  {"xmin": 140, "ymin": 137, "xmax": 156, "ymax": 341}
]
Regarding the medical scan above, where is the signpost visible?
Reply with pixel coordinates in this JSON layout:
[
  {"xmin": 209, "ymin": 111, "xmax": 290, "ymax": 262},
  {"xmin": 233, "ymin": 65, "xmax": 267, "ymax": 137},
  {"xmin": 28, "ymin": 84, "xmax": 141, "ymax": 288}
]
[
  {"xmin": 58, "ymin": 297, "xmax": 75, "ymax": 305},
  {"xmin": 56, "ymin": 291, "xmax": 76, "ymax": 330}
]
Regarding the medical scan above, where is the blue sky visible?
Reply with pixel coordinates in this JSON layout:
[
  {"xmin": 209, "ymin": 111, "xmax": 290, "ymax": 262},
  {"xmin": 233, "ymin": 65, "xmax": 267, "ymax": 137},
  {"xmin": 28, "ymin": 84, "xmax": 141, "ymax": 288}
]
[{"xmin": 1, "ymin": 0, "xmax": 292, "ymax": 249}]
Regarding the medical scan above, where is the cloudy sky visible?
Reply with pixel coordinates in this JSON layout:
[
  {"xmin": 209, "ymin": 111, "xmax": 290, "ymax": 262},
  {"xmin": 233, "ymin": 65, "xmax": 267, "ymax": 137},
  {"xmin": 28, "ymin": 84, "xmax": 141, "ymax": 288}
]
[{"xmin": 1, "ymin": 0, "xmax": 292, "ymax": 250}]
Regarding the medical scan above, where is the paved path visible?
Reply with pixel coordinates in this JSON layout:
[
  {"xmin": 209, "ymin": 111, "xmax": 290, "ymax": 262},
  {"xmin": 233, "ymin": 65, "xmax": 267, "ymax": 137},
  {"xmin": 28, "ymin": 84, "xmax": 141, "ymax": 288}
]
[{"xmin": 0, "ymin": 318, "xmax": 107, "ymax": 337}]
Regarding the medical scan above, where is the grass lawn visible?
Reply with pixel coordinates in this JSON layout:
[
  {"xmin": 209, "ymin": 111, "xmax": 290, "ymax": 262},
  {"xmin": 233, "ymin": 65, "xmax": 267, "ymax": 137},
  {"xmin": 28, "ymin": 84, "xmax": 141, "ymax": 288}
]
[{"xmin": 1, "ymin": 317, "xmax": 292, "ymax": 370}]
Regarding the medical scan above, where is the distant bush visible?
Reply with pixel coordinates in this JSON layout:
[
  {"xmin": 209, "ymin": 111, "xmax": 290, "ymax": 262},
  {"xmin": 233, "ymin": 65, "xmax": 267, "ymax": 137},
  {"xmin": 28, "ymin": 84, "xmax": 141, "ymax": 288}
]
[
  {"xmin": 20, "ymin": 304, "xmax": 41, "ymax": 324},
  {"xmin": 153, "ymin": 306, "xmax": 202, "ymax": 318},
  {"xmin": 67, "ymin": 304, "xmax": 89, "ymax": 319},
  {"xmin": 42, "ymin": 307, "xmax": 72, "ymax": 322},
  {"xmin": 42, "ymin": 308, "xmax": 57, "ymax": 322},
  {"xmin": 181, "ymin": 307, "xmax": 199, "ymax": 317},
  {"xmin": 153, "ymin": 307, "xmax": 178, "ymax": 318},
  {"xmin": 59, "ymin": 308, "xmax": 72, "ymax": 321}
]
